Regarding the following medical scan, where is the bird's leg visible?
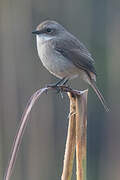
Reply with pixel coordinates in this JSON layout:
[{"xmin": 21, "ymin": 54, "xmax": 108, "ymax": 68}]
[
  {"xmin": 47, "ymin": 77, "xmax": 66, "ymax": 88},
  {"xmin": 46, "ymin": 77, "xmax": 66, "ymax": 93},
  {"xmin": 46, "ymin": 77, "xmax": 70, "ymax": 99},
  {"xmin": 57, "ymin": 78, "xmax": 69, "ymax": 98},
  {"xmin": 56, "ymin": 78, "xmax": 68, "ymax": 98},
  {"xmin": 46, "ymin": 77, "xmax": 70, "ymax": 96},
  {"xmin": 60, "ymin": 78, "xmax": 69, "ymax": 86},
  {"xmin": 55, "ymin": 77, "xmax": 68, "ymax": 86}
]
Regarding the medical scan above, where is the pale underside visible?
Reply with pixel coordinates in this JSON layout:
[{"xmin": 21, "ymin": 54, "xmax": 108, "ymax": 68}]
[{"xmin": 36, "ymin": 35, "xmax": 96, "ymax": 83}]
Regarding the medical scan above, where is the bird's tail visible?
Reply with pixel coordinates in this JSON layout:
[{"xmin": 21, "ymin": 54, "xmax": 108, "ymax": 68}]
[{"xmin": 90, "ymin": 79, "xmax": 109, "ymax": 112}]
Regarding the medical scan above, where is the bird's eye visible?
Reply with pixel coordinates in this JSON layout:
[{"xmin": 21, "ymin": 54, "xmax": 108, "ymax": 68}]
[{"xmin": 46, "ymin": 28, "xmax": 52, "ymax": 33}]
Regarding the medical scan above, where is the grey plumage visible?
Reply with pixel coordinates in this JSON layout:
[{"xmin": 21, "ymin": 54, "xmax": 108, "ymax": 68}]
[
  {"xmin": 53, "ymin": 37, "xmax": 96, "ymax": 76},
  {"xmin": 32, "ymin": 20, "xmax": 109, "ymax": 111}
]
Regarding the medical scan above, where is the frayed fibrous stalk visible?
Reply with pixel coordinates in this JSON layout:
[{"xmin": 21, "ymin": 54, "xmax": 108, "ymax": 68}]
[
  {"xmin": 61, "ymin": 90, "xmax": 88, "ymax": 180},
  {"xmin": 76, "ymin": 90, "xmax": 88, "ymax": 180},
  {"xmin": 61, "ymin": 93, "xmax": 76, "ymax": 180},
  {"xmin": 3, "ymin": 86, "xmax": 88, "ymax": 180}
]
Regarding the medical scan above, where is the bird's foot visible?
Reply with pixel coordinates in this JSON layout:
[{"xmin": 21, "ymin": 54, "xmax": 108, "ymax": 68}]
[
  {"xmin": 46, "ymin": 77, "xmax": 68, "ymax": 92},
  {"xmin": 46, "ymin": 82, "xmax": 62, "ymax": 94},
  {"xmin": 46, "ymin": 83, "xmax": 65, "ymax": 99},
  {"xmin": 46, "ymin": 77, "xmax": 70, "ymax": 97}
]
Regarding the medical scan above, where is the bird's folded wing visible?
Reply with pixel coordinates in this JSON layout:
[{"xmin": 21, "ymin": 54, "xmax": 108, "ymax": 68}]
[{"xmin": 54, "ymin": 38, "xmax": 96, "ymax": 75}]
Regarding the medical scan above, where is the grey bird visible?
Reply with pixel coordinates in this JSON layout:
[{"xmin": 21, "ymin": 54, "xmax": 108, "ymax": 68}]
[{"xmin": 32, "ymin": 20, "xmax": 109, "ymax": 111}]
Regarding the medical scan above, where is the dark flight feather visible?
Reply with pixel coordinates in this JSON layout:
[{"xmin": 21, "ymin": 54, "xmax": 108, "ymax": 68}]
[{"xmin": 53, "ymin": 36, "xmax": 96, "ymax": 76}]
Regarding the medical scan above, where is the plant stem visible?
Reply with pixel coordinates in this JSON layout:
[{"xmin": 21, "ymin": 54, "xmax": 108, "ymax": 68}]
[
  {"xmin": 76, "ymin": 90, "xmax": 88, "ymax": 180},
  {"xmin": 61, "ymin": 93, "xmax": 76, "ymax": 180}
]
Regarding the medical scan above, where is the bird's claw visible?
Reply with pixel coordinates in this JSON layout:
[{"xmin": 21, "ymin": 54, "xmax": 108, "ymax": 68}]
[{"xmin": 46, "ymin": 83, "xmax": 65, "ymax": 98}]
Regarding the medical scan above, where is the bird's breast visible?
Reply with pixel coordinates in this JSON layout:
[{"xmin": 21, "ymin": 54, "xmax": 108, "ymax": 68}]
[{"xmin": 37, "ymin": 41, "xmax": 80, "ymax": 79}]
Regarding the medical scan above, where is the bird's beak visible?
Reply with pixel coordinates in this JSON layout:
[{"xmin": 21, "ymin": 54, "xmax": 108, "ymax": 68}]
[{"xmin": 32, "ymin": 30, "xmax": 40, "ymax": 35}]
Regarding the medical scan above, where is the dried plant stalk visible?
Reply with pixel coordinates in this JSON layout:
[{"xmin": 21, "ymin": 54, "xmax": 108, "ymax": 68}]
[
  {"xmin": 61, "ymin": 90, "xmax": 88, "ymax": 180},
  {"xmin": 4, "ymin": 88, "xmax": 48, "ymax": 180},
  {"xmin": 76, "ymin": 90, "xmax": 88, "ymax": 180},
  {"xmin": 3, "ymin": 86, "xmax": 88, "ymax": 180},
  {"xmin": 61, "ymin": 92, "xmax": 76, "ymax": 180}
]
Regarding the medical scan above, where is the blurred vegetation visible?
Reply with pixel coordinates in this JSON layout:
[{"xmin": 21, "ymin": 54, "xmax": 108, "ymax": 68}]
[{"xmin": 0, "ymin": 0, "xmax": 120, "ymax": 180}]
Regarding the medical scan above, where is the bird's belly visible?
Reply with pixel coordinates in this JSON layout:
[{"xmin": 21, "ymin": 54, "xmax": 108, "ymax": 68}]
[{"xmin": 38, "ymin": 45, "xmax": 80, "ymax": 79}]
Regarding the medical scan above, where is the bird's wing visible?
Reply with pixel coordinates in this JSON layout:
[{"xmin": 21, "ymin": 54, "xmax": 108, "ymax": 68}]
[{"xmin": 53, "ymin": 37, "xmax": 96, "ymax": 76}]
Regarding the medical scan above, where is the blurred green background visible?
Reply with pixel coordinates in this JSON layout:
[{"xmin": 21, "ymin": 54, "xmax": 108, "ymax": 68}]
[{"xmin": 0, "ymin": 0, "xmax": 120, "ymax": 179}]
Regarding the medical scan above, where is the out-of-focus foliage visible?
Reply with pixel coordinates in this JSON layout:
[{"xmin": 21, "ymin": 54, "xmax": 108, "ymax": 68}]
[{"xmin": 0, "ymin": 0, "xmax": 120, "ymax": 180}]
